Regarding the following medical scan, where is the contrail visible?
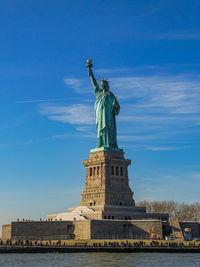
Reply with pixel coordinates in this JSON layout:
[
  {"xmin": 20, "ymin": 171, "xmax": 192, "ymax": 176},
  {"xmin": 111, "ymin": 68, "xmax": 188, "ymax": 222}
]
[{"xmin": 16, "ymin": 98, "xmax": 66, "ymax": 104}]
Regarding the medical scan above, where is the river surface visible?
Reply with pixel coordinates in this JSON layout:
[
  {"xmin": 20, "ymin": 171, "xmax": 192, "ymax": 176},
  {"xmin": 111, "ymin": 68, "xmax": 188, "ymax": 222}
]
[{"xmin": 0, "ymin": 253, "xmax": 200, "ymax": 267}]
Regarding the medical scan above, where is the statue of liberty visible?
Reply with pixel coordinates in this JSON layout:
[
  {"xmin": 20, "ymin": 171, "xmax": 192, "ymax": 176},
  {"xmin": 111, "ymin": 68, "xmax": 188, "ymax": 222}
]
[{"xmin": 86, "ymin": 60, "xmax": 121, "ymax": 151}]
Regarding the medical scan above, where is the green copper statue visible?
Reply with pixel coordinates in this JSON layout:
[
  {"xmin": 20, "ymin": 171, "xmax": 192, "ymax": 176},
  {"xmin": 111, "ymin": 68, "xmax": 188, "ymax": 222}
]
[{"xmin": 87, "ymin": 59, "xmax": 121, "ymax": 151}]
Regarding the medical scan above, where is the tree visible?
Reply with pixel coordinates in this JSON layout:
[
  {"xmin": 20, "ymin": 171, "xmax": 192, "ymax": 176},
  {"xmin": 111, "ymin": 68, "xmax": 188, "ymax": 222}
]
[{"xmin": 136, "ymin": 200, "xmax": 200, "ymax": 221}]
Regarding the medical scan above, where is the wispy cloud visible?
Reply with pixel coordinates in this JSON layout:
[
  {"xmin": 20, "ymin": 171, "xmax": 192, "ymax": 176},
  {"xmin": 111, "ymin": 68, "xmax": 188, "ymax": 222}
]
[
  {"xmin": 189, "ymin": 172, "xmax": 200, "ymax": 179},
  {"xmin": 0, "ymin": 121, "xmax": 25, "ymax": 131},
  {"xmin": 110, "ymin": 75, "xmax": 200, "ymax": 110},
  {"xmin": 39, "ymin": 104, "xmax": 94, "ymax": 124},
  {"xmin": 0, "ymin": 134, "xmax": 75, "ymax": 148},
  {"xmin": 76, "ymin": 126, "xmax": 94, "ymax": 132},
  {"xmin": 157, "ymin": 30, "xmax": 200, "ymax": 40},
  {"xmin": 64, "ymin": 78, "xmax": 90, "ymax": 93},
  {"xmin": 118, "ymin": 134, "xmax": 157, "ymax": 141},
  {"xmin": 145, "ymin": 145, "xmax": 181, "ymax": 151},
  {"xmin": 184, "ymin": 165, "xmax": 200, "ymax": 169},
  {"xmin": 95, "ymin": 68, "xmax": 135, "ymax": 74},
  {"xmin": 64, "ymin": 78, "xmax": 82, "ymax": 89},
  {"xmin": 95, "ymin": 65, "xmax": 158, "ymax": 74},
  {"xmin": 110, "ymin": 75, "xmax": 200, "ymax": 132}
]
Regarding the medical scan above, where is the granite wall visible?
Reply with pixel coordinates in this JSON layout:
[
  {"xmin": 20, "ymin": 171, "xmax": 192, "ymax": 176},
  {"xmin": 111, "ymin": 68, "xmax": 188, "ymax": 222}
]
[
  {"xmin": 10, "ymin": 221, "xmax": 75, "ymax": 241},
  {"xmin": 90, "ymin": 219, "xmax": 163, "ymax": 239},
  {"xmin": 1, "ymin": 224, "xmax": 11, "ymax": 242}
]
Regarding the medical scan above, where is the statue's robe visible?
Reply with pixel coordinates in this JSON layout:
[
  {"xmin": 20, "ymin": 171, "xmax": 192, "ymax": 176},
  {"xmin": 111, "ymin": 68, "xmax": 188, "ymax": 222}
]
[{"xmin": 94, "ymin": 86, "xmax": 120, "ymax": 149}]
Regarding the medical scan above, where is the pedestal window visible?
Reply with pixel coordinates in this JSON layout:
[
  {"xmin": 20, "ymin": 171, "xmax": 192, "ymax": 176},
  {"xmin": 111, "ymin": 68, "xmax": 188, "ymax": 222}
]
[
  {"xmin": 111, "ymin": 166, "xmax": 114, "ymax": 175},
  {"xmin": 116, "ymin": 167, "xmax": 119, "ymax": 176}
]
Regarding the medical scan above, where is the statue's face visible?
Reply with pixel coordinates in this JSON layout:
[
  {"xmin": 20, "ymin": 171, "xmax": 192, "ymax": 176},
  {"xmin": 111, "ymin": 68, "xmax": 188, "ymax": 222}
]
[{"xmin": 100, "ymin": 80, "xmax": 109, "ymax": 91}]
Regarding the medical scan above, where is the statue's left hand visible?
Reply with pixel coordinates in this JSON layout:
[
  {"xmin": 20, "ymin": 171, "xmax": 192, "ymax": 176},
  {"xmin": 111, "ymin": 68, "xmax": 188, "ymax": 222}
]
[{"xmin": 113, "ymin": 100, "xmax": 120, "ymax": 115}]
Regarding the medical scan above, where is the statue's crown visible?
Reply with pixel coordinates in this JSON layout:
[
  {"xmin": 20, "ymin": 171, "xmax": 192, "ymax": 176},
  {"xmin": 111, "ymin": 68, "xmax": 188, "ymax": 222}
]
[{"xmin": 99, "ymin": 78, "xmax": 109, "ymax": 86}]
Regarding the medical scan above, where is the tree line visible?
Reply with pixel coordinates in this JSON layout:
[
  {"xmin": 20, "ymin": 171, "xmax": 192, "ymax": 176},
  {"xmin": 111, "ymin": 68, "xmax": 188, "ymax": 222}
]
[{"xmin": 136, "ymin": 200, "xmax": 200, "ymax": 221}]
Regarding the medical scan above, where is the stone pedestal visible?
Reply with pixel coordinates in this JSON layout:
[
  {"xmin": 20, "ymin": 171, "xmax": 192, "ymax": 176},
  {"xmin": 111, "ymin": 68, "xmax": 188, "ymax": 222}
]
[
  {"xmin": 79, "ymin": 150, "xmax": 169, "ymax": 221},
  {"xmin": 80, "ymin": 150, "xmax": 135, "ymax": 208},
  {"xmin": 79, "ymin": 150, "xmax": 149, "ymax": 220}
]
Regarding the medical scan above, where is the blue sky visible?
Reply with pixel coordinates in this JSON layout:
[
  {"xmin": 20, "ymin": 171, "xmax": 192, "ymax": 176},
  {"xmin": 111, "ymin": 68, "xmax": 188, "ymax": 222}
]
[{"xmin": 0, "ymin": 0, "xmax": 200, "ymax": 231}]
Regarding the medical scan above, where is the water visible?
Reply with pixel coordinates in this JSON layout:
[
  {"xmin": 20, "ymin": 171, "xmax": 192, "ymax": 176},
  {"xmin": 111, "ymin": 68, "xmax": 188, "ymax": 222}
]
[{"xmin": 0, "ymin": 253, "xmax": 200, "ymax": 267}]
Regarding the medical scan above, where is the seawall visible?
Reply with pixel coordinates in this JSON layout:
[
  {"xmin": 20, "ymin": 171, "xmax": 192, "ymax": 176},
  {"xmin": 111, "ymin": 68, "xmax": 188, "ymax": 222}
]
[{"xmin": 0, "ymin": 245, "xmax": 200, "ymax": 253}]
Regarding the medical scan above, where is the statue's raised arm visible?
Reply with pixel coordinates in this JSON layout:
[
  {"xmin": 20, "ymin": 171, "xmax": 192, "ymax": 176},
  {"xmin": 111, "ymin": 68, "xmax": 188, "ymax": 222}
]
[{"xmin": 86, "ymin": 59, "xmax": 98, "ymax": 90}]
